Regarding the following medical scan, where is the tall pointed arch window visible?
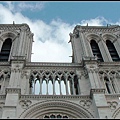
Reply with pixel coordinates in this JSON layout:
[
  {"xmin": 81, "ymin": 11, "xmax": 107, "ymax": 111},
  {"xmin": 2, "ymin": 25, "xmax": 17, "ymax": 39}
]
[
  {"xmin": 106, "ymin": 40, "xmax": 120, "ymax": 61},
  {"xmin": 90, "ymin": 40, "xmax": 104, "ymax": 62},
  {"xmin": 0, "ymin": 38, "xmax": 12, "ymax": 61}
]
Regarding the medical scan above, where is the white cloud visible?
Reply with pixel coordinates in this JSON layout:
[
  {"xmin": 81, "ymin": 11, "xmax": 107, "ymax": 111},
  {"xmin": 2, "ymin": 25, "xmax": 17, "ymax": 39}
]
[
  {"xmin": 17, "ymin": 2, "xmax": 45, "ymax": 12},
  {"xmin": 80, "ymin": 16, "xmax": 108, "ymax": 26},
  {"xmin": 0, "ymin": 3, "xmax": 74, "ymax": 62},
  {"xmin": 0, "ymin": 3, "xmax": 119, "ymax": 63},
  {"xmin": 4, "ymin": 1, "xmax": 14, "ymax": 11},
  {"xmin": 2, "ymin": 1, "xmax": 45, "ymax": 12},
  {"xmin": 30, "ymin": 19, "xmax": 75, "ymax": 62}
]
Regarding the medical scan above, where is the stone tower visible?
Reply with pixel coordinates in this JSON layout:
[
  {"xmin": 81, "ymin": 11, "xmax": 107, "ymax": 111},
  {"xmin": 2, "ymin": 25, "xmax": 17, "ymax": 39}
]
[{"xmin": 0, "ymin": 23, "xmax": 120, "ymax": 119}]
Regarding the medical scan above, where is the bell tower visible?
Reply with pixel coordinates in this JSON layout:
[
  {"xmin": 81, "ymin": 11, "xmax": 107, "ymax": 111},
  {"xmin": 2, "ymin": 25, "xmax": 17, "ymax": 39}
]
[
  {"xmin": 69, "ymin": 25, "xmax": 120, "ymax": 118},
  {"xmin": 0, "ymin": 23, "xmax": 33, "ymax": 62},
  {"xmin": 0, "ymin": 23, "xmax": 34, "ymax": 118},
  {"xmin": 0, "ymin": 23, "xmax": 34, "ymax": 94}
]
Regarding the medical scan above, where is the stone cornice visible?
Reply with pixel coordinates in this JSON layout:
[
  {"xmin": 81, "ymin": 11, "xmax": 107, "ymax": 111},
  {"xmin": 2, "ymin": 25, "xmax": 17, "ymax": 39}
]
[
  {"xmin": 0, "ymin": 24, "xmax": 30, "ymax": 31},
  {"xmin": 20, "ymin": 95, "xmax": 90, "ymax": 100},
  {"xmin": 90, "ymin": 88, "xmax": 106, "ymax": 99},
  {"xmin": 10, "ymin": 56, "xmax": 26, "ymax": 62},
  {"xmin": 25, "ymin": 62, "xmax": 82, "ymax": 68},
  {"xmin": 5, "ymin": 88, "xmax": 21, "ymax": 97},
  {"xmin": 0, "ymin": 62, "xmax": 10, "ymax": 66},
  {"xmin": 98, "ymin": 62, "xmax": 120, "ymax": 67},
  {"xmin": 0, "ymin": 95, "xmax": 6, "ymax": 99},
  {"xmin": 73, "ymin": 25, "xmax": 120, "ymax": 33},
  {"xmin": 105, "ymin": 94, "xmax": 120, "ymax": 99}
]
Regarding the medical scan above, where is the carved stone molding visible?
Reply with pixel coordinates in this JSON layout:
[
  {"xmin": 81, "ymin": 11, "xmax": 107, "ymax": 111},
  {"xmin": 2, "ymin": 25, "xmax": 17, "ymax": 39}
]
[
  {"xmin": 0, "ymin": 102, "xmax": 5, "ymax": 108},
  {"xmin": 20, "ymin": 95, "xmax": 90, "ymax": 100},
  {"xmin": 0, "ymin": 25, "xmax": 21, "ymax": 30},
  {"xmin": 116, "ymin": 33, "xmax": 120, "ymax": 38},
  {"xmin": 26, "ymin": 62, "xmax": 82, "ymax": 68},
  {"xmin": 19, "ymin": 100, "xmax": 32, "ymax": 109},
  {"xmin": 0, "ymin": 70, "xmax": 11, "ymax": 80},
  {"xmin": 79, "ymin": 100, "xmax": 92, "ymax": 109},
  {"xmin": 90, "ymin": 88, "xmax": 105, "ymax": 98},
  {"xmin": 82, "ymin": 56, "xmax": 97, "ymax": 61},
  {"xmin": 19, "ymin": 99, "xmax": 94, "ymax": 118},
  {"xmin": 30, "ymin": 70, "xmax": 77, "ymax": 77},
  {"xmin": 99, "ymin": 62, "xmax": 120, "ymax": 66},
  {"xmin": 0, "ymin": 62, "xmax": 10, "ymax": 66},
  {"xmin": 0, "ymin": 95, "xmax": 6, "ymax": 99},
  {"xmin": 5, "ymin": 88, "xmax": 21, "ymax": 96},
  {"xmin": 0, "ymin": 24, "xmax": 30, "ymax": 34},
  {"xmin": 86, "ymin": 67, "xmax": 99, "ymax": 73},
  {"xmin": 105, "ymin": 94, "xmax": 120, "ymax": 99},
  {"xmin": 20, "ymin": 25, "xmax": 29, "ymax": 31},
  {"xmin": 112, "ymin": 106, "xmax": 120, "ymax": 118},
  {"xmin": 11, "ymin": 56, "xmax": 26, "ymax": 61},
  {"xmin": 21, "ymin": 70, "xmax": 30, "ymax": 79},
  {"xmin": 11, "ymin": 68, "xmax": 22, "ymax": 73},
  {"xmin": 73, "ymin": 25, "xmax": 119, "ymax": 33},
  {"xmin": 107, "ymin": 101, "xmax": 118, "ymax": 110},
  {"xmin": 98, "ymin": 69, "xmax": 120, "ymax": 79},
  {"xmin": 0, "ymin": 102, "xmax": 4, "ymax": 105},
  {"xmin": 82, "ymin": 69, "xmax": 88, "ymax": 78},
  {"xmin": 43, "ymin": 114, "xmax": 69, "ymax": 119},
  {"xmin": 86, "ymin": 33, "xmax": 101, "ymax": 43}
]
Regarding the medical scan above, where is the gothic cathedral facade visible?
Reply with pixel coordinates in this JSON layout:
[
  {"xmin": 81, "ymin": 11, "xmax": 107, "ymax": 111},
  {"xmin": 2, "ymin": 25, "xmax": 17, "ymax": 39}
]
[{"xmin": 0, "ymin": 23, "xmax": 120, "ymax": 118}]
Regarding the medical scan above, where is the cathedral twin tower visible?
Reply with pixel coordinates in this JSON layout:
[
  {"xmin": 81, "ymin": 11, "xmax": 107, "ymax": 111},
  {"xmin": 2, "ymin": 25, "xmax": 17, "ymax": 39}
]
[{"xmin": 0, "ymin": 23, "xmax": 120, "ymax": 118}]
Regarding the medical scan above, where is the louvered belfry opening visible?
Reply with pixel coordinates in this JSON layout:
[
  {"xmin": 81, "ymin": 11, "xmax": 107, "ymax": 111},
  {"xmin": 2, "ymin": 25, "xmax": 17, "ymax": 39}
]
[
  {"xmin": 106, "ymin": 40, "xmax": 120, "ymax": 61},
  {"xmin": 90, "ymin": 40, "xmax": 104, "ymax": 62},
  {"xmin": 0, "ymin": 38, "xmax": 12, "ymax": 61}
]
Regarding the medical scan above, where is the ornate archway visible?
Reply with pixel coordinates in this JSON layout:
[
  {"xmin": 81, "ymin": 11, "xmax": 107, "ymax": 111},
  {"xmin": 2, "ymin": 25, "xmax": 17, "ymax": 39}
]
[
  {"xmin": 19, "ymin": 100, "xmax": 94, "ymax": 118},
  {"xmin": 112, "ymin": 107, "xmax": 120, "ymax": 118}
]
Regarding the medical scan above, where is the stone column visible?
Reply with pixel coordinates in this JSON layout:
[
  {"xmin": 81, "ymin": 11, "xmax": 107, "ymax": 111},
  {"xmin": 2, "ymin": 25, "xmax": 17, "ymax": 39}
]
[
  {"xmin": 9, "ymin": 68, "xmax": 16, "ymax": 87},
  {"xmin": 98, "ymin": 40, "xmax": 112, "ymax": 62},
  {"xmin": 1, "ymin": 74, "xmax": 6, "ymax": 94},
  {"xmin": 87, "ymin": 40, "xmax": 94, "ymax": 57},
  {"xmin": 77, "ymin": 76, "xmax": 81, "ymax": 95},
  {"xmin": 39, "ymin": 77, "xmax": 42, "ymax": 95},
  {"xmin": 65, "ymin": 75, "xmax": 69, "ymax": 95},
  {"xmin": 46, "ymin": 79, "xmax": 48, "ymax": 95},
  {"xmin": 10, "ymin": 34, "xmax": 19, "ymax": 59},
  {"xmin": 85, "ymin": 63, "xmax": 102, "ymax": 89},
  {"xmin": 20, "ymin": 69, "xmax": 31, "ymax": 94},
  {"xmin": 8, "ymin": 60, "xmax": 24, "ymax": 89},
  {"xmin": 70, "ymin": 32, "xmax": 83, "ymax": 63},
  {"xmin": 33, "ymin": 78, "xmax": 35, "ymax": 94},
  {"xmin": 2, "ymin": 88, "xmax": 21, "ymax": 119},
  {"xmin": 113, "ymin": 74, "xmax": 120, "ymax": 93},
  {"xmin": 76, "ymin": 70, "xmax": 85, "ymax": 95},
  {"xmin": 59, "ymin": 78, "xmax": 62, "ymax": 95},
  {"xmin": 24, "ymin": 32, "xmax": 33, "ymax": 62},
  {"xmin": 52, "ymin": 76, "xmax": 56, "ymax": 95},
  {"xmin": 90, "ymin": 90, "xmax": 111, "ymax": 118},
  {"xmin": 79, "ymin": 31, "xmax": 89, "ymax": 57},
  {"xmin": 113, "ymin": 39, "xmax": 120, "ymax": 58},
  {"xmin": 17, "ymin": 25, "xmax": 27, "ymax": 57},
  {"xmin": 71, "ymin": 78, "xmax": 75, "ymax": 95},
  {"xmin": 92, "ymin": 70, "xmax": 101, "ymax": 88},
  {"xmin": 28, "ymin": 33, "xmax": 34, "ymax": 62},
  {"xmin": 107, "ymin": 75, "xmax": 115, "ymax": 94},
  {"xmin": 0, "ymin": 40, "xmax": 3, "ymax": 52}
]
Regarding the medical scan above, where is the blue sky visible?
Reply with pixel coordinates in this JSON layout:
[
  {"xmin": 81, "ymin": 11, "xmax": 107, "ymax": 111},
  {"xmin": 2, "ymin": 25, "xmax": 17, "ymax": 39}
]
[
  {"xmin": 0, "ymin": 1, "xmax": 120, "ymax": 62},
  {"xmin": 3, "ymin": 1, "xmax": 119, "ymax": 24},
  {"xmin": 21, "ymin": 1, "xmax": 120, "ymax": 24}
]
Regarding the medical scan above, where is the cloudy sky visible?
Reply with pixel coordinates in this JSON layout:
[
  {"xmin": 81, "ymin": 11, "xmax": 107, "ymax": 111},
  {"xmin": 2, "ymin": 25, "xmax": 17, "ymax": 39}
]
[{"xmin": 0, "ymin": 1, "xmax": 120, "ymax": 63}]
